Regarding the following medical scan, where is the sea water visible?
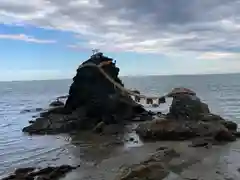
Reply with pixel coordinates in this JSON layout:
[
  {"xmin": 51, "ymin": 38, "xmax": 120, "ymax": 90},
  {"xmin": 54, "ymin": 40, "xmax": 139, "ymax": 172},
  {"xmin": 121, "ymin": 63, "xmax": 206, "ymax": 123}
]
[{"xmin": 1, "ymin": 74, "xmax": 240, "ymax": 178}]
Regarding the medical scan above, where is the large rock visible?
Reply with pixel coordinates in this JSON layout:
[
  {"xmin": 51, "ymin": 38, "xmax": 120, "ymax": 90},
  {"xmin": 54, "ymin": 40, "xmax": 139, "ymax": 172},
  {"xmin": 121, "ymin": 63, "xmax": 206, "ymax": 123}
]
[
  {"xmin": 136, "ymin": 119, "xmax": 236, "ymax": 142},
  {"xmin": 220, "ymin": 120, "xmax": 238, "ymax": 131},
  {"xmin": 167, "ymin": 93, "xmax": 210, "ymax": 120},
  {"xmin": 65, "ymin": 53, "xmax": 127, "ymax": 112},
  {"xmin": 23, "ymin": 53, "xmax": 147, "ymax": 134},
  {"xmin": 65, "ymin": 53, "xmax": 146, "ymax": 120},
  {"xmin": 137, "ymin": 88, "xmax": 238, "ymax": 143},
  {"xmin": 23, "ymin": 107, "xmax": 96, "ymax": 134}
]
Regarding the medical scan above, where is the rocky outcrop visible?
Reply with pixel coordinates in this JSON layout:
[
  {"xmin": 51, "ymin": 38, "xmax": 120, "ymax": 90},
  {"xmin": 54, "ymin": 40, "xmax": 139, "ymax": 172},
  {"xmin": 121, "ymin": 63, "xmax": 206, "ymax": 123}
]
[
  {"xmin": 136, "ymin": 90, "xmax": 238, "ymax": 143},
  {"xmin": 1, "ymin": 165, "xmax": 80, "ymax": 180},
  {"xmin": 23, "ymin": 53, "xmax": 147, "ymax": 134},
  {"xmin": 65, "ymin": 53, "xmax": 125, "ymax": 112},
  {"xmin": 167, "ymin": 93, "xmax": 210, "ymax": 120},
  {"xmin": 136, "ymin": 119, "xmax": 236, "ymax": 142},
  {"xmin": 117, "ymin": 148, "xmax": 179, "ymax": 180},
  {"xmin": 23, "ymin": 107, "xmax": 87, "ymax": 134}
]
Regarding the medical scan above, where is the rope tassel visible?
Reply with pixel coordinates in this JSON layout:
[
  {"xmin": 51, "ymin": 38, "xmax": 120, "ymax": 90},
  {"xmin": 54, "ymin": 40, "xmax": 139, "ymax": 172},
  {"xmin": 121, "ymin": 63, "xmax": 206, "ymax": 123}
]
[{"xmin": 146, "ymin": 98, "xmax": 153, "ymax": 104}]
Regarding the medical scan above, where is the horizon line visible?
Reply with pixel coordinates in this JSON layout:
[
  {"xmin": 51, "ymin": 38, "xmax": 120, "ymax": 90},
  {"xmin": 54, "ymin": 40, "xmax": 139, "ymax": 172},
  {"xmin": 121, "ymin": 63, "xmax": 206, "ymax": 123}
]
[{"xmin": 0, "ymin": 72, "xmax": 239, "ymax": 83}]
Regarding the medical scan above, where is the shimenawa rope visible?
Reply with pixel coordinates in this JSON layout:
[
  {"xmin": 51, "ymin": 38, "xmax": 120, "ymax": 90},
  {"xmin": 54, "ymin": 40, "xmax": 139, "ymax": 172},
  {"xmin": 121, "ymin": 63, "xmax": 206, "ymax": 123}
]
[{"xmin": 57, "ymin": 61, "xmax": 166, "ymax": 105}]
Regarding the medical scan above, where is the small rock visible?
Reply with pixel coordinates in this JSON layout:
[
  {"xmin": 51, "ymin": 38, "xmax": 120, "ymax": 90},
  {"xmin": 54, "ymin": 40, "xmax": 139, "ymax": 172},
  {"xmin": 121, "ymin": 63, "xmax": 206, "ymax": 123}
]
[
  {"xmin": 1, "ymin": 174, "xmax": 16, "ymax": 180},
  {"xmin": 221, "ymin": 121, "xmax": 238, "ymax": 131},
  {"xmin": 117, "ymin": 148, "xmax": 178, "ymax": 180},
  {"xmin": 167, "ymin": 92, "xmax": 210, "ymax": 120},
  {"xmin": 214, "ymin": 130, "xmax": 236, "ymax": 142},
  {"xmin": 148, "ymin": 111, "xmax": 156, "ymax": 116},
  {"xmin": 15, "ymin": 167, "xmax": 35, "ymax": 175},
  {"xmin": 20, "ymin": 109, "xmax": 31, "ymax": 113},
  {"xmin": 158, "ymin": 96, "xmax": 166, "ymax": 104},
  {"xmin": 49, "ymin": 100, "xmax": 64, "ymax": 107},
  {"xmin": 35, "ymin": 108, "xmax": 43, "ymax": 112},
  {"xmin": 152, "ymin": 104, "xmax": 159, "ymax": 108},
  {"xmin": 190, "ymin": 138, "xmax": 209, "ymax": 148},
  {"xmin": 117, "ymin": 162, "xmax": 169, "ymax": 180},
  {"xmin": 2, "ymin": 165, "xmax": 79, "ymax": 180},
  {"xmin": 156, "ymin": 146, "xmax": 168, "ymax": 151},
  {"xmin": 234, "ymin": 131, "xmax": 240, "ymax": 137},
  {"xmin": 129, "ymin": 137, "xmax": 134, "ymax": 142}
]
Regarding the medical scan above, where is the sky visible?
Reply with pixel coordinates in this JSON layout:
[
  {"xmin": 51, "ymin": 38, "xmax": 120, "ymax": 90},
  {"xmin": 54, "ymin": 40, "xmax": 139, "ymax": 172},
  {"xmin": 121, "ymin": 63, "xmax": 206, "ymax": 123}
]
[{"xmin": 0, "ymin": 0, "xmax": 240, "ymax": 81}]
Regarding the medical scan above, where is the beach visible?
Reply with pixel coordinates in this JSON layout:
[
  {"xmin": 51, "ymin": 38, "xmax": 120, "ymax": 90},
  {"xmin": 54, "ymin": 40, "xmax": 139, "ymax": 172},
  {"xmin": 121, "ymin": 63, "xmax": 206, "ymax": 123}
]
[{"xmin": 1, "ymin": 74, "xmax": 240, "ymax": 179}]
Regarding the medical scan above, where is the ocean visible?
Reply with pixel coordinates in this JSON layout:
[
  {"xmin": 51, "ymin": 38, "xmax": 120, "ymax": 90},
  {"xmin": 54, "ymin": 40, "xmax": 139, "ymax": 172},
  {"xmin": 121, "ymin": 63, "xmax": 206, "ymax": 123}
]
[{"xmin": 1, "ymin": 74, "xmax": 240, "ymax": 178}]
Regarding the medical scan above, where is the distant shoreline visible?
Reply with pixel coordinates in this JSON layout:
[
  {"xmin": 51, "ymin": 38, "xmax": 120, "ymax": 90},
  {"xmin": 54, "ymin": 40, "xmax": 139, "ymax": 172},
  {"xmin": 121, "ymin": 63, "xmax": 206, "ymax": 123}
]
[{"xmin": 0, "ymin": 72, "xmax": 240, "ymax": 83}]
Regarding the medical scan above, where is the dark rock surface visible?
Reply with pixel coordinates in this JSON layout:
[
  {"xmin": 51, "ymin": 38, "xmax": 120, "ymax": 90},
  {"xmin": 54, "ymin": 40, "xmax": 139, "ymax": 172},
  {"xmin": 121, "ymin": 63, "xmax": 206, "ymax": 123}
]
[
  {"xmin": 136, "ymin": 119, "xmax": 235, "ymax": 142},
  {"xmin": 20, "ymin": 108, "xmax": 44, "ymax": 114},
  {"xmin": 65, "ymin": 53, "xmax": 127, "ymax": 112},
  {"xmin": 1, "ymin": 165, "xmax": 80, "ymax": 180},
  {"xmin": 220, "ymin": 120, "xmax": 238, "ymax": 131},
  {"xmin": 136, "ymin": 91, "xmax": 238, "ymax": 143},
  {"xmin": 117, "ymin": 148, "xmax": 179, "ymax": 180},
  {"xmin": 190, "ymin": 138, "xmax": 210, "ymax": 148},
  {"xmin": 49, "ymin": 100, "xmax": 65, "ymax": 107},
  {"xmin": 233, "ymin": 131, "xmax": 240, "ymax": 137},
  {"xmin": 167, "ymin": 93, "xmax": 210, "ymax": 120},
  {"xmin": 23, "ymin": 53, "xmax": 147, "ymax": 134}
]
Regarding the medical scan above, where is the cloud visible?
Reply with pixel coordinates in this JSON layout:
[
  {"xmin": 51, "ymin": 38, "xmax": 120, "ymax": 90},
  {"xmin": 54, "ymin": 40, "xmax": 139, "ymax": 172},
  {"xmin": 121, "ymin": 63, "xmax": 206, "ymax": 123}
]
[
  {"xmin": 197, "ymin": 52, "xmax": 240, "ymax": 60},
  {"xmin": 1, "ymin": 0, "xmax": 240, "ymax": 57},
  {"xmin": 0, "ymin": 34, "xmax": 56, "ymax": 44}
]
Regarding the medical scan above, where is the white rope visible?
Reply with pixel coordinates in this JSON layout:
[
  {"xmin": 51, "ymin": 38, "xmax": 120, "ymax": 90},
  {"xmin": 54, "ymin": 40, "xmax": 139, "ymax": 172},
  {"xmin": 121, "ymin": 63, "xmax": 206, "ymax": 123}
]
[
  {"xmin": 57, "ymin": 61, "xmax": 166, "ymax": 105},
  {"xmin": 79, "ymin": 62, "xmax": 164, "ymax": 100}
]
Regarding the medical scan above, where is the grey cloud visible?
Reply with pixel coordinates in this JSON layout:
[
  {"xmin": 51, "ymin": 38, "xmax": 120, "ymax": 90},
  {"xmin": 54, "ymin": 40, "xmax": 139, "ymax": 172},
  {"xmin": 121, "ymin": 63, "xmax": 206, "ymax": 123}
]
[
  {"xmin": 1, "ymin": 0, "xmax": 240, "ymax": 55},
  {"xmin": 99, "ymin": 0, "xmax": 238, "ymax": 24},
  {"xmin": 0, "ymin": 3, "xmax": 37, "ymax": 14}
]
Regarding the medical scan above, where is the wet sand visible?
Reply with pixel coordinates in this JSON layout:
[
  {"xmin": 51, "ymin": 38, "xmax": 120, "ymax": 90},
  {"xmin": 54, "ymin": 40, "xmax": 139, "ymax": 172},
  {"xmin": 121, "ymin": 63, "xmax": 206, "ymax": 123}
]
[
  {"xmin": 61, "ymin": 129, "xmax": 240, "ymax": 180},
  {"xmin": 1, "ymin": 123, "xmax": 240, "ymax": 180}
]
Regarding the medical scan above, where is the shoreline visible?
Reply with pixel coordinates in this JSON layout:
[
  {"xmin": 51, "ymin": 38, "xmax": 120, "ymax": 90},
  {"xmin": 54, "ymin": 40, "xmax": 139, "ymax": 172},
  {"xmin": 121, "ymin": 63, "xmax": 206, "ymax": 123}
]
[
  {"xmin": 2, "ymin": 124, "xmax": 240, "ymax": 180},
  {"xmin": 48, "ymin": 135, "xmax": 240, "ymax": 180}
]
